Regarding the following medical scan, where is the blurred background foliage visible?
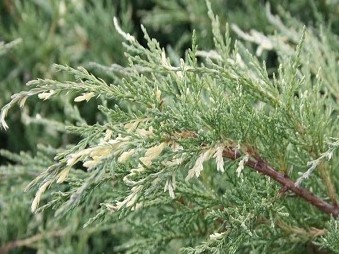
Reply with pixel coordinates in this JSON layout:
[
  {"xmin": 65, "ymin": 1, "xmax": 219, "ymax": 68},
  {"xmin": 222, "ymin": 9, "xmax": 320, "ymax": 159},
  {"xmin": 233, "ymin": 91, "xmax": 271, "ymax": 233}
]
[{"xmin": 0, "ymin": 0, "xmax": 338, "ymax": 253}]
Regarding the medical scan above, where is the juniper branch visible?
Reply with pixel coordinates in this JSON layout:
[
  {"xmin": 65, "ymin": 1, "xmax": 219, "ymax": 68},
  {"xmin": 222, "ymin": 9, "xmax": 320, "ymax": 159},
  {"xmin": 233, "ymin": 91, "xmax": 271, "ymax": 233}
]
[{"xmin": 222, "ymin": 147, "xmax": 339, "ymax": 217}]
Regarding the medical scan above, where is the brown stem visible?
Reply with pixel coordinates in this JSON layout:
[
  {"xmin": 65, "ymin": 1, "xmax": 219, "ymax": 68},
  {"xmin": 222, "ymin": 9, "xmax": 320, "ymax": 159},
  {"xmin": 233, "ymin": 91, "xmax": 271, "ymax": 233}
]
[
  {"xmin": 222, "ymin": 147, "xmax": 339, "ymax": 217},
  {"xmin": 0, "ymin": 230, "xmax": 66, "ymax": 254},
  {"xmin": 276, "ymin": 220, "xmax": 327, "ymax": 238}
]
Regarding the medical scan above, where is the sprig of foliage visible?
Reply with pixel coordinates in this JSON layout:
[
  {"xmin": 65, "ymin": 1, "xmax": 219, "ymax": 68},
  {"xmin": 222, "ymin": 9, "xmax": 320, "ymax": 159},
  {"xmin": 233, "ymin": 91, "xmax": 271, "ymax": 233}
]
[
  {"xmin": 0, "ymin": 38, "xmax": 22, "ymax": 57},
  {"xmin": 1, "ymin": 1, "xmax": 338, "ymax": 253}
]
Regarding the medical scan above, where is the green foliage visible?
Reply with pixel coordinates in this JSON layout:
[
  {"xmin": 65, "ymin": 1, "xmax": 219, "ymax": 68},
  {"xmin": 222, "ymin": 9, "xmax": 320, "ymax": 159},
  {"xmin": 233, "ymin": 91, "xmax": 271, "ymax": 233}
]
[
  {"xmin": 318, "ymin": 218, "xmax": 339, "ymax": 254},
  {"xmin": 1, "ymin": 0, "xmax": 339, "ymax": 253},
  {"xmin": 0, "ymin": 0, "xmax": 131, "ymax": 153}
]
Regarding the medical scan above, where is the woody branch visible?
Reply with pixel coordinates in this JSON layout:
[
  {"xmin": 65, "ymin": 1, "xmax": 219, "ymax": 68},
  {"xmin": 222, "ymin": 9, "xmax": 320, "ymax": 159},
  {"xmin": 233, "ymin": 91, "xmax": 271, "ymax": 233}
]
[{"xmin": 222, "ymin": 147, "xmax": 339, "ymax": 217}]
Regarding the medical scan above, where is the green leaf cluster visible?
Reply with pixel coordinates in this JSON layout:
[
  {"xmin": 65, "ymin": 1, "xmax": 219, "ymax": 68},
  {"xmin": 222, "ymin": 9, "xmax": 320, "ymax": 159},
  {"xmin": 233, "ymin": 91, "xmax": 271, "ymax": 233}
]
[{"xmin": 1, "ymin": 0, "xmax": 339, "ymax": 253}]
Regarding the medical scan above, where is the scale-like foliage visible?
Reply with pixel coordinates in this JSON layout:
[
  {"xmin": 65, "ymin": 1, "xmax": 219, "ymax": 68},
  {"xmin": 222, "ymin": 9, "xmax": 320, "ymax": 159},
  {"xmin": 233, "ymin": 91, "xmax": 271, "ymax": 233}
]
[{"xmin": 1, "ymin": 1, "xmax": 339, "ymax": 253}]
